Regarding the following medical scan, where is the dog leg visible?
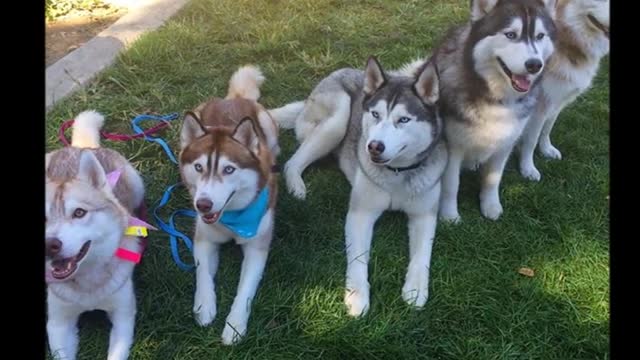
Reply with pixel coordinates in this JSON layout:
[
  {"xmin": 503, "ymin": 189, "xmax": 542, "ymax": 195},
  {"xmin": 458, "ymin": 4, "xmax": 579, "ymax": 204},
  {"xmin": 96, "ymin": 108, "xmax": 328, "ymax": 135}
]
[
  {"xmin": 538, "ymin": 108, "xmax": 563, "ymax": 160},
  {"xmin": 106, "ymin": 279, "xmax": 136, "ymax": 360},
  {"xmin": 284, "ymin": 94, "xmax": 350, "ymax": 200},
  {"xmin": 221, "ymin": 243, "xmax": 270, "ymax": 345},
  {"xmin": 479, "ymin": 146, "xmax": 512, "ymax": 220},
  {"xmin": 439, "ymin": 149, "xmax": 464, "ymax": 223},
  {"xmin": 402, "ymin": 209, "xmax": 438, "ymax": 308},
  {"xmin": 47, "ymin": 298, "xmax": 81, "ymax": 360},
  {"xmin": 193, "ymin": 229, "xmax": 222, "ymax": 327},
  {"xmin": 519, "ymin": 110, "xmax": 547, "ymax": 181},
  {"xmin": 343, "ymin": 174, "xmax": 386, "ymax": 317}
]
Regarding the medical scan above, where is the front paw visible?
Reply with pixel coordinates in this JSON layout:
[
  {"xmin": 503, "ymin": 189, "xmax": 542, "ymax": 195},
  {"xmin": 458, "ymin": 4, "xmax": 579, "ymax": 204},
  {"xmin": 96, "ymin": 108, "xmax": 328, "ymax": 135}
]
[
  {"xmin": 221, "ymin": 316, "xmax": 247, "ymax": 345},
  {"xmin": 519, "ymin": 163, "xmax": 541, "ymax": 182},
  {"xmin": 284, "ymin": 164, "xmax": 307, "ymax": 200},
  {"xmin": 193, "ymin": 291, "xmax": 216, "ymax": 327},
  {"xmin": 344, "ymin": 285, "xmax": 370, "ymax": 317},
  {"xmin": 480, "ymin": 199, "xmax": 503, "ymax": 220},
  {"xmin": 402, "ymin": 273, "xmax": 430, "ymax": 308},
  {"xmin": 540, "ymin": 144, "xmax": 562, "ymax": 160},
  {"xmin": 439, "ymin": 203, "xmax": 461, "ymax": 224}
]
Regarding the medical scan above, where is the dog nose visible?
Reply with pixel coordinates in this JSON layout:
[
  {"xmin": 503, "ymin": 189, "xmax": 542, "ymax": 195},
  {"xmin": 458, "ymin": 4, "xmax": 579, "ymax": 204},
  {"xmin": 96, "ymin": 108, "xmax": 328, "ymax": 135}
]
[
  {"xmin": 196, "ymin": 199, "xmax": 213, "ymax": 213},
  {"xmin": 367, "ymin": 141, "xmax": 385, "ymax": 156},
  {"xmin": 46, "ymin": 237, "xmax": 62, "ymax": 258},
  {"xmin": 525, "ymin": 58, "xmax": 543, "ymax": 74}
]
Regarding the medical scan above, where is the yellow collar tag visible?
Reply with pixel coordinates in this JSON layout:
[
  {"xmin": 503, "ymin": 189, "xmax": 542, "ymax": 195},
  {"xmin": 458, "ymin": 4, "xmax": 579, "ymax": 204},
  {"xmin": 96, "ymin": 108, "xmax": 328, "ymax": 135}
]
[{"xmin": 124, "ymin": 226, "xmax": 148, "ymax": 237}]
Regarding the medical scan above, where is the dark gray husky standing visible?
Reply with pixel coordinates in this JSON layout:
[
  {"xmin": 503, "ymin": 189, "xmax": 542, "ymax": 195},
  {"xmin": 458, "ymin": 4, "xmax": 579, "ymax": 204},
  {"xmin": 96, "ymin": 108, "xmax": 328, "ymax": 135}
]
[
  {"xmin": 400, "ymin": 0, "xmax": 558, "ymax": 222},
  {"xmin": 274, "ymin": 57, "xmax": 447, "ymax": 317}
]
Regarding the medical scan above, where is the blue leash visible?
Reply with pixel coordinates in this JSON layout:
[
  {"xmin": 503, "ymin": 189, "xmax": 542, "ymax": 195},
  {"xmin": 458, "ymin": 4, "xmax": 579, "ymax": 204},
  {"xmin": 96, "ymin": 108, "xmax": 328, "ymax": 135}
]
[
  {"xmin": 129, "ymin": 112, "xmax": 197, "ymax": 271},
  {"xmin": 152, "ymin": 183, "xmax": 197, "ymax": 272},
  {"xmin": 131, "ymin": 113, "xmax": 180, "ymax": 164}
]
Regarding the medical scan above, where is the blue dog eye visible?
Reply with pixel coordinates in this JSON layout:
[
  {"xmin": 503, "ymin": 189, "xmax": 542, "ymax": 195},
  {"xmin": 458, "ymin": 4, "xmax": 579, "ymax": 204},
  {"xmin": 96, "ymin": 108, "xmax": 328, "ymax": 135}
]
[{"xmin": 398, "ymin": 117, "xmax": 411, "ymax": 123}]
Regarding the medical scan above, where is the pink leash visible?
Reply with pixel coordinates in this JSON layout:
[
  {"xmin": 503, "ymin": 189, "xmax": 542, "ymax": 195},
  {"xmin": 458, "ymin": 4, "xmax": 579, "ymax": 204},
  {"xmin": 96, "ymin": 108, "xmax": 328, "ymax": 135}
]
[{"xmin": 58, "ymin": 118, "xmax": 170, "ymax": 146}]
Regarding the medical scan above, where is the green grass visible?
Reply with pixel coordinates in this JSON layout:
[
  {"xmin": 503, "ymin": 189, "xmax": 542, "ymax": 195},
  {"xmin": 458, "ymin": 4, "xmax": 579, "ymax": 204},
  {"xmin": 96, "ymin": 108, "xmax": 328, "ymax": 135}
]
[{"xmin": 45, "ymin": 0, "xmax": 610, "ymax": 358}]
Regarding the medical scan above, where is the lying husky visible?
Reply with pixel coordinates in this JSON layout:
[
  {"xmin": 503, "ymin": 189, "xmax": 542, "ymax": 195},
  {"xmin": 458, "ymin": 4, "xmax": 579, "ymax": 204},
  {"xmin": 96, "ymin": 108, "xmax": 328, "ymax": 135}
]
[
  {"xmin": 179, "ymin": 66, "xmax": 292, "ymax": 344},
  {"xmin": 518, "ymin": 0, "xmax": 609, "ymax": 181},
  {"xmin": 46, "ymin": 111, "xmax": 150, "ymax": 360},
  {"xmin": 399, "ymin": 0, "xmax": 557, "ymax": 221},
  {"xmin": 277, "ymin": 57, "xmax": 447, "ymax": 317}
]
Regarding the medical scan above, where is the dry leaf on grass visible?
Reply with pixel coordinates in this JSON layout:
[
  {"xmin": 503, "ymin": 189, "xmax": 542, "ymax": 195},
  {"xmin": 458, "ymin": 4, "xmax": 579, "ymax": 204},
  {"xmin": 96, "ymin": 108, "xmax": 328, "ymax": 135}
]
[{"xmin": 518, "ymin": 267, "xmax": 535, "ymax": 277}]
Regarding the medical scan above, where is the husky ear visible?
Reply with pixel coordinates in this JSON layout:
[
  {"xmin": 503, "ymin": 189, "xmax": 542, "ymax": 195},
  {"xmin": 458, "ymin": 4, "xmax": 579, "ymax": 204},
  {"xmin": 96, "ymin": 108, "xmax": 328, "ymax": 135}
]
[
  {"xmin": 77, "ymin": 150, "xmax": 107, "ymax": 189},
  {"xmin": 470, "ymin": 0, "xmax": 500, "ymax": 22},
  {"xmin": 180, "ymin": 111, "xmax": 207, "ymax": 150},
  {"xmin": 232, "ymin": 117, "xmax": 260, "ymax": 154},
  {"xmin": 363, "ymin": 56, "xmax": 387, "ymax": 96},
  {"xmin": 414, "ymin": 61, "xmax": 439, "ymax": 105}
]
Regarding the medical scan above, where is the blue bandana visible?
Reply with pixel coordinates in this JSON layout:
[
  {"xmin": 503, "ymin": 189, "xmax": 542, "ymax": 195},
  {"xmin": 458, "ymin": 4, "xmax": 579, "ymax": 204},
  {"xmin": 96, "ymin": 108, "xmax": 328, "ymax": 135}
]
[{"xmin": 219, "ymin": 187, "xmax": 270, "ymax": 238}]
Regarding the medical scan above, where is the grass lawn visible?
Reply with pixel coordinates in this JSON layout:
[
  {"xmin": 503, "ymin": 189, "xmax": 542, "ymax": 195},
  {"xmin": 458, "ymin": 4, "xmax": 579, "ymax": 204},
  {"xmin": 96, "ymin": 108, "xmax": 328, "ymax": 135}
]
[{"xmin": 45, "ymin": 0, "xmax": 610, "ymax": 358}]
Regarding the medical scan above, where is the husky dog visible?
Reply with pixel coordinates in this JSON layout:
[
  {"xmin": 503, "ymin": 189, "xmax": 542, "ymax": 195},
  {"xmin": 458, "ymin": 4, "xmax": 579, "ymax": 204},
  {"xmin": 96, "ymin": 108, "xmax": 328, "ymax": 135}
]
[
  {"xmin": 275, "ymin": 57, "xmax": 446, "ymax": 317},
  {"xmin": 518, "ymin": 0, "xmax": 609, "ymax": 181},
  {"xmin": 179, "ymin": 66, "xmax": 292, "ymax": 344},
  {"xmin": 45, "ymin": 111, "xmax": 148, "ymax": 360},
  {"xmin": 399, "ymin": 0, "xmax": 558, "ymax": 222}
]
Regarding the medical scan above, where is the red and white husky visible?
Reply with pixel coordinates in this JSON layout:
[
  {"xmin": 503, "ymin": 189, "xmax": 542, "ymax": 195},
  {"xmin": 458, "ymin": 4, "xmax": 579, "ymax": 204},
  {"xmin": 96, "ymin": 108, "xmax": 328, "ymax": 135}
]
[{"xmin": 179, "ymin": 65, "xmax": 297, "ymax": 344}]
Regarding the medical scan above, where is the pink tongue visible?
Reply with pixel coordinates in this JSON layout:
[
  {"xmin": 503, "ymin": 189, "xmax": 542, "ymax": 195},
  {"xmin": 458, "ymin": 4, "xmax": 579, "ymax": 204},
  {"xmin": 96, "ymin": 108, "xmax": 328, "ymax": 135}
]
[{"xmin": 512, "ymin": 75, "xmax": 530, "ymax": 91}]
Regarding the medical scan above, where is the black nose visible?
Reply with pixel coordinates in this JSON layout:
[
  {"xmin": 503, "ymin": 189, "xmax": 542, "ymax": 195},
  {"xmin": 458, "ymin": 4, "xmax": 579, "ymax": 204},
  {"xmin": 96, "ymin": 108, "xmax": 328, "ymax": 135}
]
[
  {"xmin": 46, "ymin": 237, "xmax": 62, "ymax": 258},
  {"xmin": 367, "ymin": 141, "xmax": 385, "ymax": 156},
  {"xmin": 196, "ymin": 198, "xmax": 213, "ymax": 213},
  {"xmin": 525, "ymin": 58, "xmax": 543, "ymax": 74}
]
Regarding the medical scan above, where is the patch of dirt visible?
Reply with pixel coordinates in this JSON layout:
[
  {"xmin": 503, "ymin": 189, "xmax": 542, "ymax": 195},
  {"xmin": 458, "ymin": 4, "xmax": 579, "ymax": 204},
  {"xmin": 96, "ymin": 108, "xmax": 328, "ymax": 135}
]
[{"xmin": 46, "ymin": 5, "xmax": 127, "ymax": 66}]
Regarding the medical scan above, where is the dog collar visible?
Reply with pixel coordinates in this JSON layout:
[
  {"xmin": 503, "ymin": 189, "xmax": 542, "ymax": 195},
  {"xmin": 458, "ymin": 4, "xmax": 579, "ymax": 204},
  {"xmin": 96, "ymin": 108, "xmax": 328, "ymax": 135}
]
[
  {"xmin": 385, "ymin": 121, "xmax": 443, "ymax": 174},
  {"xmin": 218, "ymin": 187, "xmax": 270, "ymax": 238},
  {"xmin": 106, "ymin": 169, "xmax": 156, "ymax": 263}
]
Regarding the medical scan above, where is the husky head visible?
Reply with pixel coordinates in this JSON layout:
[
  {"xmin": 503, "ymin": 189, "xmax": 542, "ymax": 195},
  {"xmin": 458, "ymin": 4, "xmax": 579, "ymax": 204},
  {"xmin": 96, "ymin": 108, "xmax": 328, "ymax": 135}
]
[
  {"xmin": 45, "ymin": 150, "xmax": 128, "ymax": 282},
  {"xmin": 468, "ymin": 0, "xmax": 557, "ymax": 96},
  {"xmin": 360, "ymin": 56, "xmax": 441, "ymax": 168},
  {"xmin": 557, "ymin": 0, "xmax": 609, "ymax": 53},
  {"xmin": 180, "ymin": 113, "xmax": 267, "ymax": 224}
]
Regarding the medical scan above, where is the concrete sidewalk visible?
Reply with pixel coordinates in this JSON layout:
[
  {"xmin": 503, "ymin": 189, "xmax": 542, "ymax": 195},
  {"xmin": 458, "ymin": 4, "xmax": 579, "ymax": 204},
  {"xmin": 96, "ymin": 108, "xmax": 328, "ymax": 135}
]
[{"xmin": 46, "ymin": 0, "xmax": 190, "ymax": 111}]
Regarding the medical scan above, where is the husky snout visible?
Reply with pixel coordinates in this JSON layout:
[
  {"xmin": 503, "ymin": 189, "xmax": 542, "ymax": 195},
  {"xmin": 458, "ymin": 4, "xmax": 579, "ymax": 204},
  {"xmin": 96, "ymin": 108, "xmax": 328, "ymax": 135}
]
[
  {"xmin": 367, "ymin": 141, "xmax": 385, "ymax": 156},
  {"xmin": 46, "ymin": 237, "xmax": 62, "ymax": 258},
  {"xmin": 525, "ymin": 58, "xmax": 543, "ymax": 74},
  {"xmin": 196, "ymin": 198, "xmax": 213, "ymax": 213}
]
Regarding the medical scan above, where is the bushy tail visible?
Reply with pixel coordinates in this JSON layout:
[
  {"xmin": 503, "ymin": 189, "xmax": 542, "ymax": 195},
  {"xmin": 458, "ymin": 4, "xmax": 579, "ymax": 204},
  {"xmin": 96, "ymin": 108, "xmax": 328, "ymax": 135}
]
[
  {"xmin": 391, "ymin": 57, "xmax": 428, "ymax": 77},
  {"xmin": 71, "ymin": 110, "xmax": 105, "ymax": 148},
  {"xmin": 226, "ymin": 65, "xmax": 266, "ymax": 101},
  {"xmin": 267, "ymin": 101, "xmax": 305, "ymax": 129}
]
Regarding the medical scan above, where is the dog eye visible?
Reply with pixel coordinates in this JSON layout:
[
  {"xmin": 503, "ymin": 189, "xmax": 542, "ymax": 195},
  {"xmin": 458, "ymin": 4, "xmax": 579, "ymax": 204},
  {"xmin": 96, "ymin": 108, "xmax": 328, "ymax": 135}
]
[
  {"xmin": 371, "ymin": 111, "xmax": 380, "ymax": 119},
  {"xmin": 223, "ymin": 165, "xmax": 236, "ymax": 175},
  {"xmin": 398, "ymin": 117, "xmax": 411, "ymax": 124},
  {"xmin": 536, "ymin": 33, "xmax": 545, "ymax": 40},
  {"xmin": 194, "ymin": 163, "xmax": 203, "ymax": 172},
  {"xmin": 505, "ymin": 31, "xmax": 517, "ymax": 39},
  {"xmin": 72, "ymin": 208, "xmax": 87, "ymax": 219}
]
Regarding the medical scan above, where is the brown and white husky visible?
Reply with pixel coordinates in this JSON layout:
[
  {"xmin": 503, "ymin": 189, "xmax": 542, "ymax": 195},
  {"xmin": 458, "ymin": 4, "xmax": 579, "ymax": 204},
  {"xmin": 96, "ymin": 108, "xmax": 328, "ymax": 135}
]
[{"xmin": 178, "ymin": 65, "xmax": 296, "ymax": 345}]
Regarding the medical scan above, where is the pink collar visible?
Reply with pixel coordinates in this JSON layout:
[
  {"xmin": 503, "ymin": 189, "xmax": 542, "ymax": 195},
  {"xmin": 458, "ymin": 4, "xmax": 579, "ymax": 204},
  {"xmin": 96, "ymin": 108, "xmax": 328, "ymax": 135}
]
[{"xmin": 107, "ymin": 169, "xmax": 156, "ymax": 264}]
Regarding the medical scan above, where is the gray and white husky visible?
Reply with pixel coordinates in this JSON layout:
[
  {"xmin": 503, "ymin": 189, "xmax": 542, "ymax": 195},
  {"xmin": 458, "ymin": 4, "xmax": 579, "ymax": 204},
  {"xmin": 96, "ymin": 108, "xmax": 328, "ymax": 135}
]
[
  {"xmin": 518, "ymin": 0, "xmax": 609, "ymax": 181},
  {"xmin": 400, "ymin": 0, "xmax": 557, "ymax": 222},
  {"xmin": 275, "ymin": 57, "xmax": 447, "ymax": 317}
]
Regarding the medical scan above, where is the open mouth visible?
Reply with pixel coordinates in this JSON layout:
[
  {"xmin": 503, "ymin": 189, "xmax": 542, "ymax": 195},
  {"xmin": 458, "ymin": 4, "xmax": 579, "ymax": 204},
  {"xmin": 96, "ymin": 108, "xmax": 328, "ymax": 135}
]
[
  {"xmin": 201, "ymin": 211, "xmax": 222, "ymax": 224},
  {"xmin": 370, "ymin": 157, "xmax": 390, "ymax": 165},
  {"xmin": 497, "ymin": 57, "xmax": 531, "ymax": 93},
  {"xmin": 199, "ymin": 191, "xmax": 235, "ymax": 225},
  {"xmin": 587, "ymin": 14, "xmax": 609, "ymax": 38},
  {"xmin": 49, "ymin": 241, "xmax": 91, "ymax": 280}
]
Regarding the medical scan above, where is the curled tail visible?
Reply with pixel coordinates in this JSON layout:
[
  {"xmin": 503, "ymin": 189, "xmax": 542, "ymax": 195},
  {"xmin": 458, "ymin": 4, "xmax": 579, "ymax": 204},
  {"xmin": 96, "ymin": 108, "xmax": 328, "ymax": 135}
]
[
  {"xmin": 226, "ymin": 65, "xmax": 266, "ymax": 101},
  {"xmin": 267, "ymin": 101, "xmax": 305, "ymax": 129},
  {"xmin": 71, "ymin": 110, "xmax": 105, "ymax": 148}
]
